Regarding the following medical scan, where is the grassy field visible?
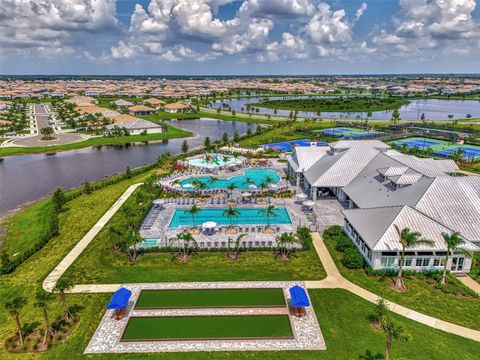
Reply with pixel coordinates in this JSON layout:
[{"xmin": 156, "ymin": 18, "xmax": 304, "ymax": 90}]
[
  {"xmin": 324, "ymin": 237, "xmax": 480, "ymax": 331},
  {"xmin": 122, "ymin": 315, "xmax": 293, "ymax": 340},
  {"xmin": 141, "ymin": 110, "xmax": 277, "ymax": 125},
  {"xmin": 135, "ymin": 288, "xmax": 286, "ymax": 308},
  {"xmin": 0, "ymin": 125, "xmax": 192, "ymax": 157},
  {"xmin": 239, "ymin": 120, "xmax": 335, "ymax": 148},
  {"xmin": 2, "ymin": 199, "xmax": 53, "ymax": 255},
  {"xmin": 249, "ymin": 97, "xmax": 410, "ymax": 112}
]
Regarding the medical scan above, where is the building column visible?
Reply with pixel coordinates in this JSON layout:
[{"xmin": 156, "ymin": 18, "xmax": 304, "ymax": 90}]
[
  {"xmin": 312, "ymin": 187, "xmax": 317, "ymax": 201},
  {"xmin": 296, "ymin": 173, "xmax": 300, "ymax": 187}
]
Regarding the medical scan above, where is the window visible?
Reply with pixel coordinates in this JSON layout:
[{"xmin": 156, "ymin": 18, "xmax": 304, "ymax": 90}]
[
  {"xmin": 403, "ymin": 258, "xmax": 412, "ymax": 266},
  {"xmin": 381, "ymin": 257, "xmax": 396, "ymax": 267},
  {"xmin": 423, "ymin": 258, "xmax": 430, "ymax": 267},
  {"xmin": 416, "ymin": 258, "xmax": 423, "ymax": 267},
  {"xmin": 417, "ymin": 257, "xmax": 430, "ymax": 267},
  {"xmin": 433, "ymin": 258, "xmax": 445, "ymax": 267}
]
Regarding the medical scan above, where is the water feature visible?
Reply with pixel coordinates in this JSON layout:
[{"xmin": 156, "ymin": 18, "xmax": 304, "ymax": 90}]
[
  {"xmin": 0, "ymin": 119, "xmax": 257, "ymax": 215},
  {"xmin": 210, "ymin": 96, "xmax": 480, "ymax": 121},
  {"xmin": 168, "ymin": 207, "xmax": 292, "ymax": 228},
  {"xmin": 179, "ymin": 169, "xmax": 281, "ymax": 189}
]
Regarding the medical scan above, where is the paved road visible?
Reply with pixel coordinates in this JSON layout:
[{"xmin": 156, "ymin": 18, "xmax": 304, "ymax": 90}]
[
  {"xmin": 42, "ymin": 184, "xmax": 480, "ymax": 342},
  {"xmin": 9, "ymin": 104, "xmax": 86, "ymax": 147}
]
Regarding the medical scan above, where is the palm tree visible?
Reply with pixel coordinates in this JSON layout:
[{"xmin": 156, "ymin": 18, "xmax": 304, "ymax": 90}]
[
  {"xmin": 223, "ymin": 206, "xmax": 240, "ymax": 228},
  {"xmin": 450, "ymin": 147, "xmax": 464, "ymax": 163},
  {"xmin": 186, "ymin": 204, "xmax": 201, "ymax": 228},
  {"xmin": 263, "ymin": 176, "xmax": 274, "ymax": 185},
  {"xmin": 34, "ymin": 289, "xmax": 54, "ymax": 346},
  {"xmin": 368, "ymin": 298, "xmax": 389, "ymax": 330},
  {"xmin": 208, "ymin": 176, "xmax": 218, "ymax": 190},
  {"xmin": 276, "ymin": 232, "xmax": 301, "ymax": 259},
  {"xmin": 127, "ymin": 231, "xmax": 143, "ymax": 262},
  {"xmin": 169, "ymin": 231, "xmax": 198, "ymax": 260},
  {"xmin": 242, "ymin": 177, "xmax": 254, "ymax": 187},
  {"xmin": 259, "ymin": 205, "xmax": 278, "ymax": 228},
  {"xmin": 382, "ymin": 318, "xmax": 411, "ymax": 360},
  {"xmin": 227, "ymin": 183, "xmax": 237, "ymax": 197},
  {"xmin": 193, "ymin": 179, "xmax": 207, "ymax": 195},
  {"xmin": 393, "ymin": 225, "xmax": 434, "ymax": 291},
  {"xmin": 440, "ymin": 232, "xmax": 471, "ymax": 284},
  {"xmin": 284, "ymin": 172, "xmax": 295, "ymax": 188},
  {"xmin": 5, "ymin": 296, "xmax": 27, "ymax": 346},
  {"xmin": 227, "ymin": 234, "xmax": 247, "ymax": 260},
  {"xmin": 54, "ymin": 277, "xmax": 74, "ymax": 320},
  {"xmin": 259, "ymin": 180, "xmax": 269, "ymax": 192}
]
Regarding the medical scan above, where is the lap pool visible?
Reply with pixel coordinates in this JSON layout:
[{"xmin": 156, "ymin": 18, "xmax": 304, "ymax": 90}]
[
  {"xmin": 168, "ymin": 207, "xmax": 292, "ymax": 228},
  {"xmin": 179, "ymin": 169, "xmax": 281, "ymax": 190}
]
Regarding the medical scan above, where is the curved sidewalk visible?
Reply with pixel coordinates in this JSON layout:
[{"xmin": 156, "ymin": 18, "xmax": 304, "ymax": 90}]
[
  {"xmin": 42, "ymin": 185, "xmax": 480, "ymax": 343},
  {"xmin": 305, "ymin": 233, "xmax": 480, "ymax": 343}
]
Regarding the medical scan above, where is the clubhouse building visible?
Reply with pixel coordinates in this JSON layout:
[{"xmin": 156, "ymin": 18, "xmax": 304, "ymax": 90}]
[{"xmin": 287, "ymin": 140, "xmax": 480, "ymax": 273}]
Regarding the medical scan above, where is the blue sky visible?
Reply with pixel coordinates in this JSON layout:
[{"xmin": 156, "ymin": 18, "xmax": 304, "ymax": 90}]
[{"xmin": 1, "ymin": 0, "xmax": 479, "ymax": 75}]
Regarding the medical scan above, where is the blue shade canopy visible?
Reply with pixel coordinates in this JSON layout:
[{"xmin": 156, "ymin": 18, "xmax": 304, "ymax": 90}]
[
  {"xmin": 289, "ymin": 285, "xmax": 310, "ymax": 307},
  {"xmin": 107, "ymin": 288, "xmax": 132, "ymax": 310}
]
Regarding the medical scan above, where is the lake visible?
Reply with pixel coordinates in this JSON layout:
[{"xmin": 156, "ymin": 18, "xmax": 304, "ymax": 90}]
[
  {"xmin": 0, "ymin": 119, "xmax": 257, "ymax": 215},
  {"xmin": 210, "ymin": 96, "xmax": 480, "ymax": 121}
]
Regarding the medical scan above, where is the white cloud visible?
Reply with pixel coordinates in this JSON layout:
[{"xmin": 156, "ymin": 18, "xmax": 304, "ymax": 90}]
[
  {"xmin": 0, "ymin": 0, "xmax": 118, "ymax": 57},
  {"xmin": 373, "ymin": 0, "xmax": 480, "ymax": 57}
]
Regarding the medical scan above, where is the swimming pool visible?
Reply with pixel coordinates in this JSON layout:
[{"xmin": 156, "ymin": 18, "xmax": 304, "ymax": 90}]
[
  {"xmin": 188, "ymin": 156, "xmax": 239, "ymax": 168},
  {"xmin": 179, "ymin": 169, "xmax": 281, "ymax": 190},
  {"xmin": 168, "ymin": 207, "xmax": 292, "ymax": 228}
]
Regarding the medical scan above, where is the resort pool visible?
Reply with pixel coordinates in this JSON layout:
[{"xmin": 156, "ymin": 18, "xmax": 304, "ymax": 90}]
[
  {"xmin": 168, "ymin": 207, "xmax": 292, "ymax": 228},
  {"xmin": 179, "ymin": 169, "xmax": 281, "ymax": 190},
  {"xmin": 188, "ymin": 155, "xmax": 239, "ymax": 168}
]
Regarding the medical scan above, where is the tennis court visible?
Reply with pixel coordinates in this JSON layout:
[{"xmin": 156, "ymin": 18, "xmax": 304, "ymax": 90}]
[
  {"xmin": 435, "ymin": 147, "xmax": 480, "ymax": 161},
  {"xmin": 321, "ymin": 127, "xmax": 382, "ymax": 139},
  {"xmin": 391, "ymin": 137, "xmax": 480, "ymax": 161},
  {"xmin": 260, "ymin": 139, "xmax": 327, "ymax": 152}
]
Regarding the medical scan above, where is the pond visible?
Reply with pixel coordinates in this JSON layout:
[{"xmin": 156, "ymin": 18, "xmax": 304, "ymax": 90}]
[
  {"xmin": 0, "ymin": 119, "xmax": 257, "ymax": 215},
  {"xmin": 210, "ymin": 96, "xmax": 480, "ymax": 121}
]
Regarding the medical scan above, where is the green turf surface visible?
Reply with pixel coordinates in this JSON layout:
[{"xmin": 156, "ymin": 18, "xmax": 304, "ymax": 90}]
[
  {"xmin": 135, "ymin": 289, "xmax": 285, "ymax": 309},
  {"xmin": 121, "ymin": 315, "xmax": 292, "ymax": 340}
]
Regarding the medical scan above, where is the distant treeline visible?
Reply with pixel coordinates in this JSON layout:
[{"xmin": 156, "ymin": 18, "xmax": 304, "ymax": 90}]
[{"xmin": 251, "ymin": 97, "xmax": 410, "ymax": 113}]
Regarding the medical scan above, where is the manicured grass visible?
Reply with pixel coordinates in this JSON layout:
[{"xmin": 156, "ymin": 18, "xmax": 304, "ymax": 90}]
[
  {"xmin": 0, "ymin": 172, "xmax": 478, "ymax": 359},
  {"xmin": 0, "ymin": 125, "xmax": 191, "ymax": 157},
  {"xmin": 135, "ymin": 288, "xmax": 285, "ymax": 309},
  {"xmin": 2, "ymin": 199, "xmax": 53, "ymax": 255},
  {"xmin": 250, "ymin": 97, "xmax": 410, "ymax": 112},
  {"xmin": 142, "ymin": 110, "xmax": 276, "ymax": 125},
  {"xmin": 122, "ymin": 315, "xmax": 292, "ymax": 340},
  {"xmin": 324, "ymin": 237, "xmax": 480, "ymax": 331}
]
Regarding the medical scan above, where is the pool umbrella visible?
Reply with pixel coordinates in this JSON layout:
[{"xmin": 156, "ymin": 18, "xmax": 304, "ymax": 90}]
[
  {"xmin": 296, "ymin": 193, "xmax": 308, "ymax": 200},
  {"xmin": 202, "ymin": 221, "xmax": 217, "ymax": 229},
  {"xmin": 241, "ymin": 192, "xmax": 252, "ymax": 197},
  {"xmin": 269, "ymin": 184, "xmax": 278, "ymax": 188},
  {"xmin": 183, "ymin": 183, "xmax": 194, "ymax": 188},
  {"xmin": 248, "ymin": 184, "xmax": 257, "ymax": 189},
  {"xmin": 302, "ymin": 200, "xmax": 316, "ymax": 207}
]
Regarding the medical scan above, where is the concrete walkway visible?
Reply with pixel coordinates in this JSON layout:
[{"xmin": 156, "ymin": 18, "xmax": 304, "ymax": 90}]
[
  {"xmin": 42, "ymin": 184, "xmax": 480, "ymax": 343},
  {"xmin": 305, "ymin": 233, "xmax": 480, "ymax": 343},
  {"xmin": 42, "ymin": 183, "xmax": 142, "ymax": 292},
  {"xmin": 458, "ymin": 275, "xmax": 480, "ymax": 294}
]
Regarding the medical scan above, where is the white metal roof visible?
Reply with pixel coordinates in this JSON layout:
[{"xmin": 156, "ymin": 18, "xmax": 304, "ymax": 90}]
[
  {"xmin": 330, "ymin": 140, "xmax": 391, "ymax": 151},
  {"xmin": 312, "ymin": 147, "xmax": 379, "ymax": 187},
  {"xmin": 344, "ymin": 205, "xmax": 479, "ymax": 252},
  {"xmin": 415, "ymin": 177, "xmax": 480, "ymax": 242},
  {"xmin": 287, "ymin": 146, "xmax": 329, "ymax": 172}
]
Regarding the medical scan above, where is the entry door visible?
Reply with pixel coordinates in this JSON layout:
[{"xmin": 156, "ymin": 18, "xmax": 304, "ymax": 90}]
[{"xmin": 451, "ymin": 257, "xmax": 464, "ymax": 271}]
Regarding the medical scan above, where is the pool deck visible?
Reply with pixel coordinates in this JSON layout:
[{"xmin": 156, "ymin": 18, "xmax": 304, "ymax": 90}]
[
  {"xmin": 84, "ymin": 281, "xmax": 325, "ymax": 353},
  {"xmin": 139, "ymin": 197, "xmax": 309, "ymax": 247}
]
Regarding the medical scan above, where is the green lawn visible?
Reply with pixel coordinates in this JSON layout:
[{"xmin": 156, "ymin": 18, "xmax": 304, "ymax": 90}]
[
  {"xmin": 0, "ymin": 125, "xmax": 191, "ymax": 157},
  {"xmin": 324, "ymin": 237, "xmax": 480, "ymax": 331},
  {"xmin": 141, "ymin": 110, "xmax": 276, "ymax": 125},
  {"xmin": 2, "ymin": 199, "xmax": 53, "ymax": 255},
  {"xmin": 122, "ymin": 315, "xmax": 293, "ymax": 340},
  {"xmin": 0, "ymin": 171, "xmax": 478, "ymax": 358},
  {"xmin": 135, "ymin": 288, "xmax": 286, "ymax": 309},
  {"xmin": 249, "ymin": 97, "xmax": 410, "ymax": 112}
]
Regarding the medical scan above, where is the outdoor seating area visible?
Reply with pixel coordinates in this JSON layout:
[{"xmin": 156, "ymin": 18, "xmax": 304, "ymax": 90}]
[{"xmin": 85, "ymin": 282, "xmax": 325, "ymax": 354}]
